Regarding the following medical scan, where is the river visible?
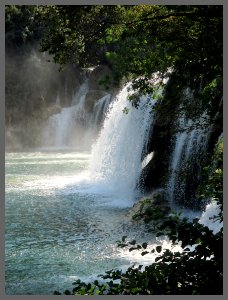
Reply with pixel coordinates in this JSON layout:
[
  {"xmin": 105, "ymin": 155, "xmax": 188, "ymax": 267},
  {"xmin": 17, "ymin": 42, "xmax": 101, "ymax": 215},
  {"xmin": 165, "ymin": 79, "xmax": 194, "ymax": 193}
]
[{"xmin": 5, "ymin": 150, "xmax": 157, "ymax": 294}]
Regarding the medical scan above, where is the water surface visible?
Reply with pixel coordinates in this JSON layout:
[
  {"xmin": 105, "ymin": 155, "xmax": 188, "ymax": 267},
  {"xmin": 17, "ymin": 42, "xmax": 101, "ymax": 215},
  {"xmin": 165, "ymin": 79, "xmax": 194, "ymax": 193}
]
[{"xmin": 5, "ymin": 151, "xmax": 155, "ymax": 295}]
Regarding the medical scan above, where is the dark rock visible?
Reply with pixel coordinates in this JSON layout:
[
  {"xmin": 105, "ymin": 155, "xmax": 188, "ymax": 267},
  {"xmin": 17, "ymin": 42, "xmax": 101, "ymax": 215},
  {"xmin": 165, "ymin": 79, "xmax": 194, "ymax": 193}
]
[
  {"xmin": 127, "ymin": 189, "xmax": 170, "ymax": 223},
  {"xmin": 88, "ymin": 65, "xmax": 114, "ymax": 91}
]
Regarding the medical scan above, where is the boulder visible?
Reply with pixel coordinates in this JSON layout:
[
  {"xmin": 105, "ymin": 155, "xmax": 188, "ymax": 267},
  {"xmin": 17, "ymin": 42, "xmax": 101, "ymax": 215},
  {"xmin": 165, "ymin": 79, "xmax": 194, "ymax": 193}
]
[{"xmin": 127, "ymin": 189, "xmax": 170, "ymax": 223}]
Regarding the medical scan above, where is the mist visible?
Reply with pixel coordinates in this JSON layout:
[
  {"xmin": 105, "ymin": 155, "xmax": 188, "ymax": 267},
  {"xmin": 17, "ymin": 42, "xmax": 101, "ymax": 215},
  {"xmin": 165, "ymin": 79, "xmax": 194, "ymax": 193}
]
[
  {"xmin": 5, "ymin": 43, "xmax": 115, "ymax": 152},
  {"xmin": 5, "ymin": 45, "xmax": 84, "ymax": 151}
]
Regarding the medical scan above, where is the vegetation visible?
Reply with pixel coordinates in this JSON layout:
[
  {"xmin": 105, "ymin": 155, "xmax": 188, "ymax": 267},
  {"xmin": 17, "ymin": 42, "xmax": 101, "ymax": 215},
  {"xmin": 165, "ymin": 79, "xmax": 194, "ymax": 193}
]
[
  {"xmin": 53, "ymin": 137, "xmax": 223, "ymax": 295},
  {"xmin": 6, "ymin": 5, "xmax": 222, "ymax": 132},
  {"xmin": 6, "ymin": 6, "xmax": 44, "ymax": 44},
  {"xmin": 40, "ymin": 5, "xmax": 222, "ymax": 295},
  {"xmin": 5, "ymin": 5, "xmax": 223, "ymax": 295},
  {"xmin": 39, "ymin": 5, "xmax": 222, "ymax": 94},
  {"xmin": 5, "ymin": 5, "xmax": 222, "ymax": 129}
]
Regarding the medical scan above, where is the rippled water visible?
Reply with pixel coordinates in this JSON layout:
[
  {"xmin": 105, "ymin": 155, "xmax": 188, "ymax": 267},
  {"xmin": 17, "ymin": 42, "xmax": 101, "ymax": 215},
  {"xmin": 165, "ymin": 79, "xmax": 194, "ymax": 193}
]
[{"xmin": 5, "ymin": 151, "xmax": 156, "ymax": 295}]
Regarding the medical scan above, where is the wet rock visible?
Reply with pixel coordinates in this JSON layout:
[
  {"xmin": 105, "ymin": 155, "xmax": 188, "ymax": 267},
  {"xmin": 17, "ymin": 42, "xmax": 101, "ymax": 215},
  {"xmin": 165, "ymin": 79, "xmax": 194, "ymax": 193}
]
[
  {"xmin": 84, "ymin": 90, "xmax": 108, "ymax": 113},
  {"xmin": 127, "ymin": 189, "xmax": 170, "ymax": 223}
]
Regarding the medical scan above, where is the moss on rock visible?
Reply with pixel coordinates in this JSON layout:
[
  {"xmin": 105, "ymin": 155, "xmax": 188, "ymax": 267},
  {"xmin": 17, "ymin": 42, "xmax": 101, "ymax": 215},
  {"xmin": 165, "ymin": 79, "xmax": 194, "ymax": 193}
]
[{"xmin": 127, "ymin": 189, "xmax": 170, "ymax": 223}]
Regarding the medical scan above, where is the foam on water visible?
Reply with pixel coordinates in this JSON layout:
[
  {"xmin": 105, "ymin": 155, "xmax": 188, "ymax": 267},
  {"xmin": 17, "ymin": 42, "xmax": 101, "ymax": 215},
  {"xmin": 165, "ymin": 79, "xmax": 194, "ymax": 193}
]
[{"xmin": 5, "ymin": 77, "xmax": 222, "ymax": 294}]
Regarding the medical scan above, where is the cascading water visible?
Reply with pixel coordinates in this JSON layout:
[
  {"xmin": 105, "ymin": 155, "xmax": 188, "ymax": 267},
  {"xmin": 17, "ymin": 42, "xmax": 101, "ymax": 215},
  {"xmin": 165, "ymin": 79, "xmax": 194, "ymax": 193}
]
[
  {"xmin": 82, "ymin": 94, "xmax": 112, "ymax": 145},
  {"xmin": 167, "ymin": 88, "xmax": 211, "ymax": 207},
  {"xmin": 6, "ymin": 74, "xmax": 222, "ymax": 295},
  {"xmin": 42, "ymin": 79, "xmax": 113, "ymax": 150},
  {"xmin": 89, "ymin": 83, "xmax": 157, "ymax": 200},
  {"xmin": 92, "ymin": 94, "xmax": 112, "ymax": 126},
  {"xmin": 43, "ymin": 79, "xmax": 89, "ymax": 149}
]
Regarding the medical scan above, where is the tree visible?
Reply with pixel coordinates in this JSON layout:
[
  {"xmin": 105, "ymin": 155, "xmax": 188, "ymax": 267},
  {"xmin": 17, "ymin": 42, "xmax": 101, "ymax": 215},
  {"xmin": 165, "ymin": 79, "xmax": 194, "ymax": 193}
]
[
  {"xmin": 54, "ymin": 137, "xmax": 223, "ymax": 295},
  {"xmin": 6, "ymin": 5, "xmax": 223, "ymax": 124},
  {"xmin": 5, "ymin": 5, "xmax": 45, "ymax": 49},
  {"xmin": 5, "ymin": 5, "xmax": 223, "ymax": 294},
  {"xmin": 39, "ymin": 5, "xmax": 222, "ymax": 78},
  {"xmin": 38, "ymin": 6, "xmax": 222, "ymax": 294},
  {"xmin": 39, "ymin": 5, "xmax": 222, "ymax": 127}
]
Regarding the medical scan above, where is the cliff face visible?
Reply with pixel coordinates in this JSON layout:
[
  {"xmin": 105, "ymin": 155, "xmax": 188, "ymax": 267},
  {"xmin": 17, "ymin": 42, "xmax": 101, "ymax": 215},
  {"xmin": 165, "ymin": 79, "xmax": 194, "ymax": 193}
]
[{"xmin": 138, "ymin": 73, "xmax": 223, "ymax": 208}]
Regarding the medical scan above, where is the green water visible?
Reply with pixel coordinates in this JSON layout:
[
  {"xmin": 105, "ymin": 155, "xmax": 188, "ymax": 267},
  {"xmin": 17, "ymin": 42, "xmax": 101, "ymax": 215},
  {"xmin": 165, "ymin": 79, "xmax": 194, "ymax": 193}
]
[{"xmin": 5, "ymin": 151, "xmax": 154, "ymax": 295}]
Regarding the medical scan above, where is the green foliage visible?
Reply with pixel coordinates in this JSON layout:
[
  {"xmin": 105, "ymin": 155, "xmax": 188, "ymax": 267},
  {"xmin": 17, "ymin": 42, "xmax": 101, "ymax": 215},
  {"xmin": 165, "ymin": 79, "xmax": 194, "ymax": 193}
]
[
  {"xmin": 55, "ymin": 213, "xmax": 222, "ymax": 295},
  {"xmin": 37, "ymin": 5, "xmax": 222, "ymax": 131},
  {"xmin": 39, "ymin": 5, "xmax": 129, "ymax": 66},
  {"xmin": 132, "ymin": 200, "xmax": 168, "ymax": 223},
  {"xmin": 198, "ymin": 135, "xmax": 223, "ymax": 218},
  {"xmin": 5, "ymin": 5, "xmax": 45, "ymax": 47},
  {"xmin": 53, "ymin": 138, "xmax": 223, "ymax": 295},
  {"xmin": 122, "ymin": 107, "xmax": 129, "ymax": 114},
  {"xmin": 5, "ymin": 6, "xmax": 223, "ymax": 294},
  {"xmin": 39, "ymin": 5, "xmax": 222, "ymax": 81},
  {"xmin": 6, "ymin": 5, "xmax": 222, "ymax": 129}
]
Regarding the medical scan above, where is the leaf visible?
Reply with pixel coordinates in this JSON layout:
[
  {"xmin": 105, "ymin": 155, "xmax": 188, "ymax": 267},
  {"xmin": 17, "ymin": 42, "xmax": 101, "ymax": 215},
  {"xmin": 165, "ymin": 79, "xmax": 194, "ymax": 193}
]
[
  {"xmin": 129, "ymin": 247, "xmax": 137, "ymax": 252},
  {"xmin": 196, "ymin": 238, "xmax": 202, "ymax": 244},
  {"xmin": 141, "ymin": 251, "xmax": 149, "ymax": 256},
  {"xmin": 155, "ymin": 256, "xmax": 162, "ymax": 262},
  {"xmin": 94, "ymin": 280, "xmax": 99, "ymax": 286},
  {"xmin": 184, "ymin": 247, "xmax": 190, "ymax": 252},
  {"xmin": 129, "ymin": 239, "xmax": 136, "ymax": 245},
  {"xmin": 72, "ymin": 279, "xmax": 81, "ymax": 285},
  {"xmin": 132, "ymin": 287, "xmax": 141, "ymax": 293},
  {"xmin": 118, "ymin": 243, "xmax": 128, "ymax": 248},
  {"xmin": 142, "ymin": 242, "xmax": 148, "ymax": 249},
  {"xmin": 156, "ymin": 245, "xmax": 162, "ymax": 253},
  {"xmin": 122, "ymin": 107, "xmax": 129, "ymax": 114},
  {"xmin": 53, "ymin": 291, "xmax": 61, "ymax": 295}
]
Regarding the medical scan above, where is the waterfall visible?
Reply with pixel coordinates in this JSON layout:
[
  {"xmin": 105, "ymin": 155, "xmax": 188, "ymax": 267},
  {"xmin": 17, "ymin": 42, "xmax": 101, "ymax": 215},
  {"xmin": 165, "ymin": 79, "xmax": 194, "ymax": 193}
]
[
  {"xmin": 43, "ymin": 79, "xmax": 89, "ymax": 149},
  {"xmin": 89, "ymin": 83, "xmax": 157, "ymax": 199},
  {"xmin": 42, "ymin": 76, "xmax": 113, "ymax": 150},
  {"xmin": 82, "ymin": 94, "xmax": 112, "ymax": 145},
  {"xmin": 167, "ymin": 89, "xmax": 211, "ymax": 207},
  {"xmin": 92, "ymin": 94, "xmax": 112, "ymax": 126}
]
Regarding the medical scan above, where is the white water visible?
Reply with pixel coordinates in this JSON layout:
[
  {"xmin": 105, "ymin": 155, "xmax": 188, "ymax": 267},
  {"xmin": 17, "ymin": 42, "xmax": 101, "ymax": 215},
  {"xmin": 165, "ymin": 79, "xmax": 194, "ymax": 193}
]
[
  {"xmin": 43, "ymin": 79, "xmax": 112, "ymax": 150},
  {"xmin": 6, "ymin": 78, "xmax": 222, "ymax": 295},
  {"xmin": 142, "ymin": 152, "xmax": 154, "ymax": 169},
  {"xmin": 167, "ymin": 89, "xmax": 211, "ymax": 206},
  {"xmin": 199, "ymin": 201, "xmax": 223, "ymax": 234},
  {"xmin": 92, "ymin": 94, "xmax": 112, "ymax": 126},
  {"xmin": 82, "ymin": 94, "xmax": 112, "ymax": 145},
  {"xmin": 6, "ymin": 73, "xmax": 222, "ymax": 295},
  {"xmin": 89, "ymin": 83, "xmax": 157, "ymax": 200},
  {"xmin": 43, "ymin": 80, "xmax": 89, "ymax": 148},
  {"xmin": 6, "ymin": 151, "xmax": 159, "ymax": 294}
]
